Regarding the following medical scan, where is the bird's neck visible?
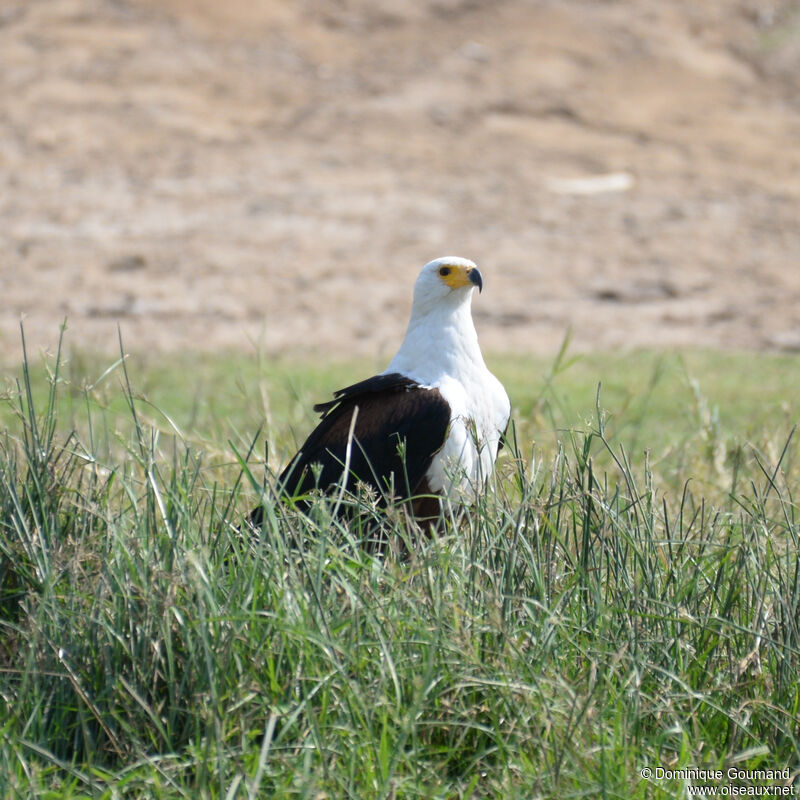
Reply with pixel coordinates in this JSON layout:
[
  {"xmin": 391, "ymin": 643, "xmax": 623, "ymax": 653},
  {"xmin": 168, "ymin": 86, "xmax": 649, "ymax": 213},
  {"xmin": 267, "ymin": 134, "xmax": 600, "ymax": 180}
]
[{"xmin": 386, "ymin": 296, "xmax": 485, "ymax": 381}]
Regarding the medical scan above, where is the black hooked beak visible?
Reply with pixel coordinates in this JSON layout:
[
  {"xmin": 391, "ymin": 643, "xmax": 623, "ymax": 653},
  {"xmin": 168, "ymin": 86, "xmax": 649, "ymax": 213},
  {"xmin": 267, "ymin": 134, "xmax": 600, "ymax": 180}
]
[{"xmin": 468, "ymin": 267, "xmax": 483, "ymax": 293}]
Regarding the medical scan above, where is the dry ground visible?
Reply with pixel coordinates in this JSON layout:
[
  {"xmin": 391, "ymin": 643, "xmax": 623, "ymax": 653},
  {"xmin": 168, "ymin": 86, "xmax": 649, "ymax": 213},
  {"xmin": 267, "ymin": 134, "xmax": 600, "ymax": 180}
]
[{"xmin": 2, "ymin": 0, "xmax": 800, "ymax": 363}]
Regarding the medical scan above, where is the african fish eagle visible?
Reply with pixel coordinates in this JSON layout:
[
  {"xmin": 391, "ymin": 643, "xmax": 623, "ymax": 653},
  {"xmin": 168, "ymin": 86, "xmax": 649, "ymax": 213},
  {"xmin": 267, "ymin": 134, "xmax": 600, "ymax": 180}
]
[{"xmin": 259, "ymin": 256, "xmax": 510, "ymax": 523}]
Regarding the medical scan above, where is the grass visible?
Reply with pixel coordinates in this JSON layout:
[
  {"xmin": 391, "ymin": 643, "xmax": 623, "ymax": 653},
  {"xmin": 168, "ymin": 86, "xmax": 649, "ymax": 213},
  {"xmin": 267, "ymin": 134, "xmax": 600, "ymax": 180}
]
[{"xmin": 1, "ymin": 328, "xmax": 799, "ymax": 798}]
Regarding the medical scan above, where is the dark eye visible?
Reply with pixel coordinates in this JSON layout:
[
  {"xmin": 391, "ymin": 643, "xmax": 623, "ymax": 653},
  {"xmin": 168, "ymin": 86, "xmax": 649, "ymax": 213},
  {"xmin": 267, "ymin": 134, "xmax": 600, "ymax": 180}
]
[{"xmin": 439, "ymin": 267, "xmax": 451, "ymax": 276}]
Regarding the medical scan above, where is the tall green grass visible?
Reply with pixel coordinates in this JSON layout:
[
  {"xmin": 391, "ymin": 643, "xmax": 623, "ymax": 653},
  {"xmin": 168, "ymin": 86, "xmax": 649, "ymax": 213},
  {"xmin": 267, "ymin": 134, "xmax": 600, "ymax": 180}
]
[{"xmin": 1, "ymin": 333, "xmax": 799, "ymax": 798}]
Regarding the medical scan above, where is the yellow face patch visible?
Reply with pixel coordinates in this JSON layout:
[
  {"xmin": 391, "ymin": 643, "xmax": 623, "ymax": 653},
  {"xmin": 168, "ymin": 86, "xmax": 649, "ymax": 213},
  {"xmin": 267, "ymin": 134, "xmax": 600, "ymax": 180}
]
[{"xmin": 438, "ymin": 264, "xmax": 475, "ymax": 290}]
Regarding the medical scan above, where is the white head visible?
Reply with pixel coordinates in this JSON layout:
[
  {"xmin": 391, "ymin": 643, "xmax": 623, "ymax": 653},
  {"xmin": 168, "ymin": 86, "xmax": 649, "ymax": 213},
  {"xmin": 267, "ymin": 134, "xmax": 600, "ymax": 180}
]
[
  {"xmin": 386, "ymin": 256, "xmax": 486, "ymax": 378},
  {"xmin": 411, "ymin": 256, "xmax": 483, "ymax": 316}
]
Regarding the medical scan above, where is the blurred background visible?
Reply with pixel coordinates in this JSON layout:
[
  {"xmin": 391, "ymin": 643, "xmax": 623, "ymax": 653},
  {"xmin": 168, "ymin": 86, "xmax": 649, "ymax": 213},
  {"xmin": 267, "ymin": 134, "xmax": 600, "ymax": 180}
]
[{"xmin": 1, "ymin": 0, "xmax": 799, "ymax": 362}]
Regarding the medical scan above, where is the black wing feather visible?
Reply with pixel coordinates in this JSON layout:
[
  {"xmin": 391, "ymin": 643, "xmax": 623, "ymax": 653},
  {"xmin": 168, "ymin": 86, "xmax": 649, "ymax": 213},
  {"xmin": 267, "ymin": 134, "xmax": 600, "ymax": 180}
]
[
  {"xmin": 280, "ymin": 374, "xmax": 450, "ymax": 505},
  {"xmin": 312, "ymin": 372, "xmax": 420, "ymax": 415}
]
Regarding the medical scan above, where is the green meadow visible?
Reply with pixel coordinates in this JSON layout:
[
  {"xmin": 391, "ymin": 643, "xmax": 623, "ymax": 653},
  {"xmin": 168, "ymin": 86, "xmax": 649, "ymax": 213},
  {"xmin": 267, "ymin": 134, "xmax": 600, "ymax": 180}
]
[{"xmin": 1, "ymin": 331, "xmax": 799, "ymax": 798}]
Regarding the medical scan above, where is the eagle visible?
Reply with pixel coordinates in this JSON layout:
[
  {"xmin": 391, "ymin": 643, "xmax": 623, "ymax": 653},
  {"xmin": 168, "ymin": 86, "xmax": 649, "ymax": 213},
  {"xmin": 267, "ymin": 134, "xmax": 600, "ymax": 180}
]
[{"xmin": 252, "ymin": 256, "xmax": 510, "ymax": 528}]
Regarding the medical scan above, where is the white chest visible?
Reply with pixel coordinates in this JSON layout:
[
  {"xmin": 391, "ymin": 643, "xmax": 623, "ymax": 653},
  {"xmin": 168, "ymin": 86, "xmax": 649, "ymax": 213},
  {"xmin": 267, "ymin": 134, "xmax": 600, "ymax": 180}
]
[
  {"xmin": 382, "ymin": 295, "xmax": 510, "ymax": 503},
  {"xmin": 425, "ymin": 370, "xmax": 510, "ymax": 502}
]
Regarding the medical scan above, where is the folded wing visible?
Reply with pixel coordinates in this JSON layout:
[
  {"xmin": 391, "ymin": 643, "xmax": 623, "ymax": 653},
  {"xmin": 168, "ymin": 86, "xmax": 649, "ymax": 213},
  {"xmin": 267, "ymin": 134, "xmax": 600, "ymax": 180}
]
[{"xmin": 280, "ymin": 372, "xmax": 451, "ymax": 505}]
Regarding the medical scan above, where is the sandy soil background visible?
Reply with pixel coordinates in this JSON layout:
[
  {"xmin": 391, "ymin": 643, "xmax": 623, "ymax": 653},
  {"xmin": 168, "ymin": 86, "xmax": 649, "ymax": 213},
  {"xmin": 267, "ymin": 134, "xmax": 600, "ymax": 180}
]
[{"xmin": 2, "ymin": 0, "xmax": 800, "ymax": 364}]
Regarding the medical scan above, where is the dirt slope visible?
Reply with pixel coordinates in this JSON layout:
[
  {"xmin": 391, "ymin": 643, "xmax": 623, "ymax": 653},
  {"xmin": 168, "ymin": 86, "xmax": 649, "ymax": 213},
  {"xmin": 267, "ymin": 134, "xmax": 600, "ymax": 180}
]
[{"xmin": 1, "ymin": 0, "xmax": 799, "ymax": 362}]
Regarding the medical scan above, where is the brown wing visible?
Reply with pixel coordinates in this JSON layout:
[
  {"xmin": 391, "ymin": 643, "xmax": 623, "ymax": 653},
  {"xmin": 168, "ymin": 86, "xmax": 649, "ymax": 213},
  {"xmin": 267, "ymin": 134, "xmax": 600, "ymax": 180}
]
[{"xmin": 280, "ymin": 374, "xmax": 450, "ymax": 505}]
